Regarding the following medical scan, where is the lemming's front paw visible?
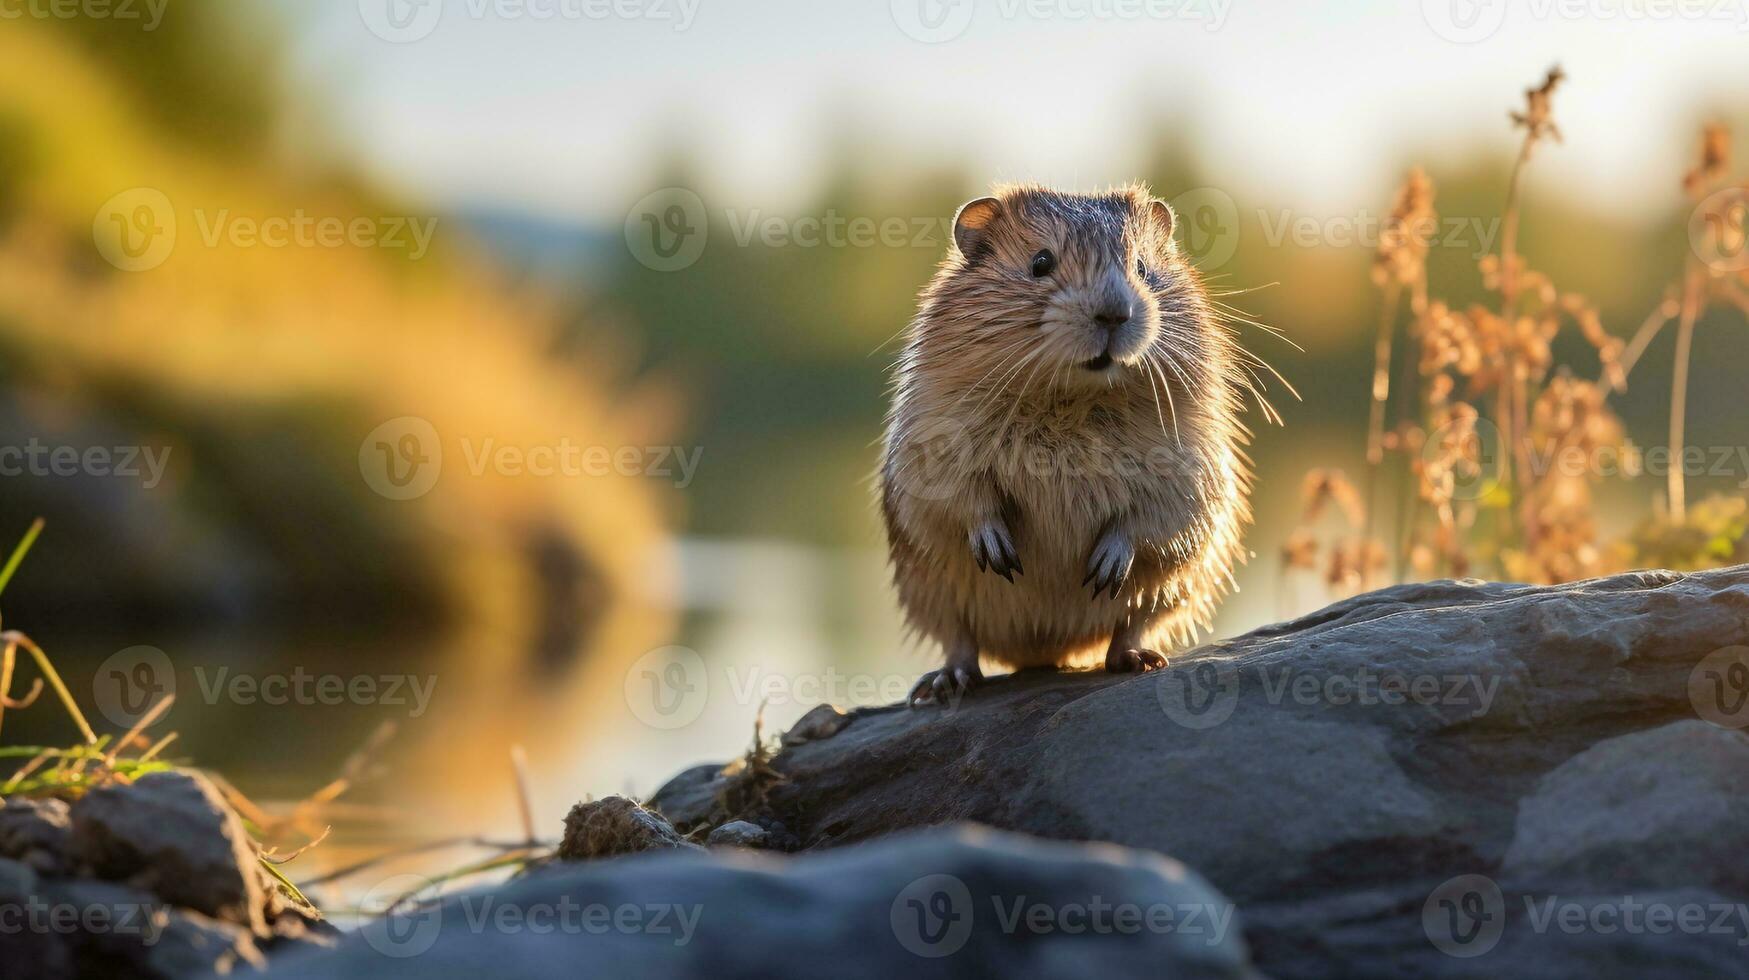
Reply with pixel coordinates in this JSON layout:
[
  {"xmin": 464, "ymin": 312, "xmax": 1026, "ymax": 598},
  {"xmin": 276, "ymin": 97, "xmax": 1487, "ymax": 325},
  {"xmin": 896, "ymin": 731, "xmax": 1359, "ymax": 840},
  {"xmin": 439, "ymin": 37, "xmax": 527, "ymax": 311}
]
[
  {"xmin": 908, "ymin": 664, "xmax": 983, "ymax": 707},
  {"xmin": 969, "ymin": 520, "xmax": 1022, "ymax": 582},
  {"xmin": 1083, "ymin": 529, "xmax": 1134, "ymax": 599}
]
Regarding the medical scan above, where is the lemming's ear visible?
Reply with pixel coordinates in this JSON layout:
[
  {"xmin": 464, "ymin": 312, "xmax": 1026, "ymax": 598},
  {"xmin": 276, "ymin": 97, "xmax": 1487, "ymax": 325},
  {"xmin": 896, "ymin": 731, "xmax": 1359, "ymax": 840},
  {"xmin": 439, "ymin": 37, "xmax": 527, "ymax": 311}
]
[
  {"xmin": 952, "ymin": 197, "xmax": 1002, "ymax": 257},
  {"xmin": 1149, "ymin": 198, "xmax": 1176, "ymax": 242}
]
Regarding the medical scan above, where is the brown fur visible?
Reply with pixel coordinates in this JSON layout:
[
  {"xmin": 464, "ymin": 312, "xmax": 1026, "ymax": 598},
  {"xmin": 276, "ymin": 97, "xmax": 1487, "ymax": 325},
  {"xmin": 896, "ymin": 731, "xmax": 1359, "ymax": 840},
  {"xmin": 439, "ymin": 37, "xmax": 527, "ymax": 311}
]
[{"xmin": 879, "ymin": 183, "xmax": 1259, "ymax": 673}]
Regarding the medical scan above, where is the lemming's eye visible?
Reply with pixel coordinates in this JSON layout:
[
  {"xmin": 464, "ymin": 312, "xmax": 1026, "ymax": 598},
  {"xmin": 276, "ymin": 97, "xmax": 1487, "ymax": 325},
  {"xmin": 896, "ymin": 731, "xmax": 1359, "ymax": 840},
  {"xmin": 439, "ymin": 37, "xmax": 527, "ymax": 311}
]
[
  {"xmin": 1030, "ymin": 249, "xmax": 1056, "ymax": 278},
  {"xmin": 1135, "ymin": 257, "xmax": 1148, "ymax": 278}
]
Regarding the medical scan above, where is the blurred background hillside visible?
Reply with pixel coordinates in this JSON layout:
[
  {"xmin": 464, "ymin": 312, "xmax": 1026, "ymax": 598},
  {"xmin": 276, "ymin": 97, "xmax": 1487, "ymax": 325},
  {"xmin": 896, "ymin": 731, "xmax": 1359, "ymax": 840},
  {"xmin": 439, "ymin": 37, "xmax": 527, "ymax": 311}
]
[{"xmin": 0, "ymin": 0, "xmax": 1746, "ymax": 855}]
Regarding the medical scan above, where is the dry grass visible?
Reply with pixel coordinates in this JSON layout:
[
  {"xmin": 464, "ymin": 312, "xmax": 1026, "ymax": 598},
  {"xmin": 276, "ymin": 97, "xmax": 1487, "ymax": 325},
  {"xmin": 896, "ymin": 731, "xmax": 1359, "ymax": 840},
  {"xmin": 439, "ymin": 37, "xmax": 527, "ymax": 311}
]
[{"xmin": 1289, "ymin": 68, "xmax": 1749, "ymax": 593}]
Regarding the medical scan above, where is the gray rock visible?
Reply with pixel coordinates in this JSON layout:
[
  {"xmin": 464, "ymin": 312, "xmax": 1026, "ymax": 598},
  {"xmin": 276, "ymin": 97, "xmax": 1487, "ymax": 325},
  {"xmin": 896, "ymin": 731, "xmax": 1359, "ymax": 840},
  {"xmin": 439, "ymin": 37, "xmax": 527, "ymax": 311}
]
[
  {"xmin": 0, "ymin": 797, "xmax": 72, "ymax": 875},
  {"xmin": 651, "ymin": 566, "xmax": 1749, "ymax": 977},
  {"xmin": 706, "ymin": 820, "xmax": 770, "ymax": 849},
  {"xmin": 1504, "ymin": 720, "xmax": 1749, "ymax": 891},
  {"xmin": 0, "ymin": 869, "xmax": 269, "ymax": 979},
  {"xmin": 265, "ymin": 826, "xmax": 1255, "ymax": 979},
  {"xmin": 556, "ymin": 796, "xmax": 702, "ymax": 861},
  {"xmin": 68, "ymin": 770, "xmax": 270, "ymax": 935},
  {"xmin": 0, "ymin": 856, "xmax": 74, "ymax": 980}
]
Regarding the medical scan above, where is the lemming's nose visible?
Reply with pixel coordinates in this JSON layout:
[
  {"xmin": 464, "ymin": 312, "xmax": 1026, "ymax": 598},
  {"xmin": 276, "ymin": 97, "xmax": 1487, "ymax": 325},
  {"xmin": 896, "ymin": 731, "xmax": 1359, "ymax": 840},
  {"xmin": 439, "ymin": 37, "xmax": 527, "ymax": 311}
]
[{"xmin": 1093, "ymin": 302, "xmax": 1133, "ymax": 328}]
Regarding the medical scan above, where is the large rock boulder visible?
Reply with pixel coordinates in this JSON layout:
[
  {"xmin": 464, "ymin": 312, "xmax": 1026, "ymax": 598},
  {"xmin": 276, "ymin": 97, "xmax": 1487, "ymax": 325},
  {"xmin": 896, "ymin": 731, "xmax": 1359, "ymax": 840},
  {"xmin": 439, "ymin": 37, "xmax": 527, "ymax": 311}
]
[
  {"xmin": 649, "ymin": 567, "xmax": 1749, "ymax": 977},
  {"xmin": 267, "ymin": 826, "xmax": 1255, "ymax": 979}
]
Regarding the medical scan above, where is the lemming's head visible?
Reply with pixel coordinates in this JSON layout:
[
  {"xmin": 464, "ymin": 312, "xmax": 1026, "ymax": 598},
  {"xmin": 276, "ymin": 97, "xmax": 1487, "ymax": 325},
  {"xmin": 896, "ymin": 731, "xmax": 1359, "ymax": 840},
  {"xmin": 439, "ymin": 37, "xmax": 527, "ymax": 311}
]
[{"xmin": 919, "ymin": 184, "xmax": 1201, "ymax": 394}]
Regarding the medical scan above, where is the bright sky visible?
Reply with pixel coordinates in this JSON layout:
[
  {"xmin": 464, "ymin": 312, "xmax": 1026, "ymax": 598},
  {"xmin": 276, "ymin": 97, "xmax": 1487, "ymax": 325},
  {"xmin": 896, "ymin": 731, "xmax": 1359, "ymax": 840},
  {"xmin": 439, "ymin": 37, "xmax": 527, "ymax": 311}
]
[{"xmin": 284, "ymin": 0, "xmax": 1749, "ymax": 222}]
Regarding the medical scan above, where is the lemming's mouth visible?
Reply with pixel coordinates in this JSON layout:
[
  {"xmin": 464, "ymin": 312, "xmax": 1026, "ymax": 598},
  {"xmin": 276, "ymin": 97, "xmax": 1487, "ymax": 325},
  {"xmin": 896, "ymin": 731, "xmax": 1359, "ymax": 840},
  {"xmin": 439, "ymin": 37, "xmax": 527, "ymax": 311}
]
[{"xmin": 1082, "ymin": 352, "xmax": 1114, "ymax": 371}]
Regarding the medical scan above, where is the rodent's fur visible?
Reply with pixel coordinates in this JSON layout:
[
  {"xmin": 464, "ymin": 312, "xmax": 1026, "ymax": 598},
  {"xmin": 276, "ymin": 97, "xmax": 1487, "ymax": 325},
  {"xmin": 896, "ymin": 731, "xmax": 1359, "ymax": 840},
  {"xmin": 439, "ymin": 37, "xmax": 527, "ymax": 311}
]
[{"xmin": 879, "ymin": 183, "xmax": 1262, "ymax": 693}]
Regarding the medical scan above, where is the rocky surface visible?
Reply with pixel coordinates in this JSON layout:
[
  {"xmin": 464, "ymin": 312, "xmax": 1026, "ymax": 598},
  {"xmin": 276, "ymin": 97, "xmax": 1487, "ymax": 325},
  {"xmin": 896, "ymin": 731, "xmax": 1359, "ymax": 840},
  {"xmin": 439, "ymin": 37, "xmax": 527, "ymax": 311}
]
[
  {"xmin": 268, "ymin": 825, "xmax": 1256, "ymax": 979},
  {"xmin": 0, "ymin": 771, "xmax": 333, "ymax": 979},
  {"xmin": 649, "ymin": 567, "xmax": 1749, "ymax": 977}
]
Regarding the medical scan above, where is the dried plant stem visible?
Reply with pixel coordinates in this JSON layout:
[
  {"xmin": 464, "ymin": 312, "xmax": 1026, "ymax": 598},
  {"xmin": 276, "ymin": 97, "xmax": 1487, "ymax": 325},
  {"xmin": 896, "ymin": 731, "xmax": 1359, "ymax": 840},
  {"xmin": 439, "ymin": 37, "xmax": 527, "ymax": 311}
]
[
  {"xmin": 1494, "ymin": 133, "xmax": 1540, "ymax": 556},
  {"xmin": 1613, "ymin": 294, "xmax": 1680, "ymax": 384},
  {"xmin": 1365, "ymin": 283, "xmax": 1403, "ymax": 545},
  {"xmin": 1, "ymin": 630, "xmax": 96, "ymax": 745},
  {"xmin": 511, "ymin": 745, "xmax": 537, "ymax": 846},
  {"xmin": 1668, "ymin": 267, "xmax": 1703, "ymax": 520}
]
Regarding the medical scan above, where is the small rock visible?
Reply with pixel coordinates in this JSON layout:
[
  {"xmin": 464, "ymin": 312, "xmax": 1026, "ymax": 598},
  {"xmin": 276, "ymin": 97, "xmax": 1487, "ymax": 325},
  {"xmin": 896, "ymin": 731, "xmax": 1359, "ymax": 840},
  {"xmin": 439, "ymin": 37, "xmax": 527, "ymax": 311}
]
[
  {"xmin": 556, "ymin": 796, "xmax": 702, "ymax": 861},
  {"xmin": 68, "ymin": 771, "xmax": 269, "ymax": 935},
  {"xmin": 0, "ymin": 798, "xmax": 71, "ymax": 875},
  {"xmin": 647, "ymin": 763, "xmax": 729, "ymax": 831},
  {"xmin": 782, "ymin": 704, "xmax": 851, "ymax": 746},
  {"xmin": 706, "ymin": 820, "xmax": 770, "ymax": 849}
]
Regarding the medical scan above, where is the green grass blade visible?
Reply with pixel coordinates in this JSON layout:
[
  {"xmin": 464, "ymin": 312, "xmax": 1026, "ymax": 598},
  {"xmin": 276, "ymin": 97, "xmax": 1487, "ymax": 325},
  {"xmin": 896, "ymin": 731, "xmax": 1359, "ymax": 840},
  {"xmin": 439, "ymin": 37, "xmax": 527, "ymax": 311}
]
[{"xmin": 0, "ymin": 518, "xmax": 44, "ymax": 599}]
